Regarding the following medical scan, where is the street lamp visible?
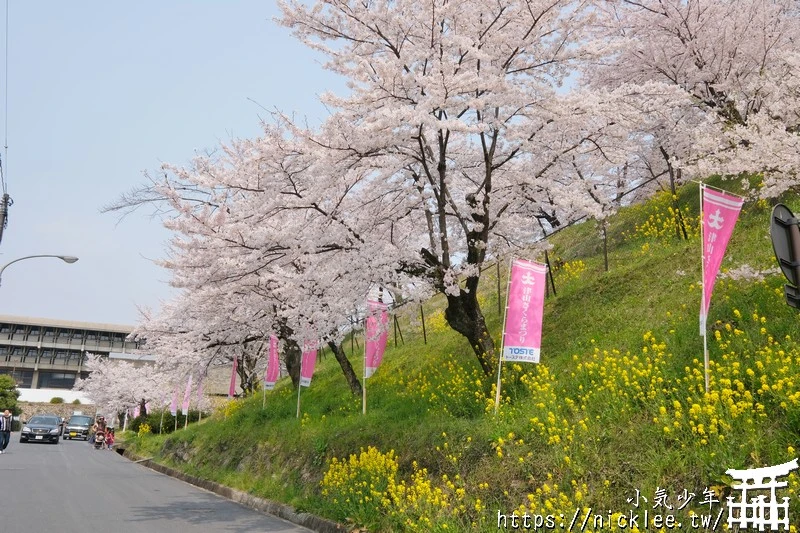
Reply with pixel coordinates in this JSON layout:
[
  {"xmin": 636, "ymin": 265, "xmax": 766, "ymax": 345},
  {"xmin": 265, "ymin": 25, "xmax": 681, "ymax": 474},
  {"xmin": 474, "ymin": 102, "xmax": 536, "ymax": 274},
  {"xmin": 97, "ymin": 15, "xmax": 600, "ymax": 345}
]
[{"xmin": 0, "ymin": 255, "xmax": 79, "ymax": 287}]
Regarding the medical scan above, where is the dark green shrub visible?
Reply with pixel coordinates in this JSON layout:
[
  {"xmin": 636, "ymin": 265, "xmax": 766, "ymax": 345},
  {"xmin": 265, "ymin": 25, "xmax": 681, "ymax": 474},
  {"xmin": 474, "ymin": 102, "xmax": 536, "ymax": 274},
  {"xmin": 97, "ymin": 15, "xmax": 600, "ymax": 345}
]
[
  {"xmin": 50, "ymin": 397, "xmax": 65, "ymax": 404},
  {"xmin": 129, "ymin": 409, "xmax": 205, "ymax": 434}
]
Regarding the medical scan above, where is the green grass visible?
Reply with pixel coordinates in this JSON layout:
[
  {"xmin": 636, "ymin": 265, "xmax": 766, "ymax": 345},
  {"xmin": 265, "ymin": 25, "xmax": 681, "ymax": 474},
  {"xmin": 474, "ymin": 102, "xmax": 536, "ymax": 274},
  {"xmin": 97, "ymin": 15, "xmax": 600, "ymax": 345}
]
[{"xmin": 125, "ymin": 178, "xmax": 800, "ymax": 532}]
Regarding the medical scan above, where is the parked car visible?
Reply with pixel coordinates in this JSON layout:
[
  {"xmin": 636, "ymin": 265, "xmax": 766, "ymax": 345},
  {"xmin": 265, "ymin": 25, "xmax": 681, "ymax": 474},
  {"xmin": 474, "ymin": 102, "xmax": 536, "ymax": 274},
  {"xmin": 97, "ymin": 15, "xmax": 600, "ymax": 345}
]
[
  {"xmin": 62, "ymin": 414, "xmax": 94, "ymax": 441},
  {"xmin": 20, "ymin": 415, "xmax": 62, "ymax": 444}
]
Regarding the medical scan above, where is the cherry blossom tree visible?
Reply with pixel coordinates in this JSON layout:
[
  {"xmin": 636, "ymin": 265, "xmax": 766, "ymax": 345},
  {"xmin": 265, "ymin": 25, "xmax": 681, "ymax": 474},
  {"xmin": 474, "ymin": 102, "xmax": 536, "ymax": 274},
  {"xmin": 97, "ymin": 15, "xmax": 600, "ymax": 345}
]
[
  {"xmin": 75, "ymin": 354, "xmax": 170, "ymax": 421},
  {"xmin": 133, "ymin": 287, "xmax": 273, "ymax": 396},
  {"xmin": 109, "ymin": 0, "xmax": 675, "ymax": 380},
  {"xmin": 588, "ymin": 0, "xmax": 800, "ymax": 197},
  {"xmin": 274, "ymin": 0, "xmax": 646, "ymax": 375}
]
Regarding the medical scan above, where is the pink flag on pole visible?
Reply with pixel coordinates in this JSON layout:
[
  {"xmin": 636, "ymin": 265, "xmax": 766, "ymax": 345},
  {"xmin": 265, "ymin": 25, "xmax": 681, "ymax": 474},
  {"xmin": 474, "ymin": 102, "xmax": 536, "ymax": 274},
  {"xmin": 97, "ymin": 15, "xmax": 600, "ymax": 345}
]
[
  {"xmin": 170, "ymin": 387, "xmax": 178, "ymax": 416},
  {"xmin": 264, "ymin": 335, "xmax": 280, "ymax": 390},
  {"xmin": 134, "ymin": 405, "xmax": 141, "ymax": 418},
  {"xmin": 299, "ymin": 340, "xmax": 317, "ymax": 388},
  {"xmin": 365, "ymin": 301, "xmax": 389, "ymax": 378},
  {"xmin": 182, "ymin": 374, "xmax": 193, "ymax": 414},
  {"xmin": 700, "ymin": 186, "xmax": 744, "ymax": 334},
  {"xmin": 502, "ymin": 259, "xmax": 547, "ymax": 363},
  {"xmin": 228, "ymin": 357, "xmax": 238, "ymax": 398}
]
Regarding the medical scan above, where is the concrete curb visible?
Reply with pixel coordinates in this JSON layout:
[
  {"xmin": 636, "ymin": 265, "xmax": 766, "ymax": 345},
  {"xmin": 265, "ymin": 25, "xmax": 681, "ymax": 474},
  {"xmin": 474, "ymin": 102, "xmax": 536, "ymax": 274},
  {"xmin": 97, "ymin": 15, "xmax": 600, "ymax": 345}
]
[{"xmin": 120, "ymin": 448, "xmax": 349, "ymax": 533}]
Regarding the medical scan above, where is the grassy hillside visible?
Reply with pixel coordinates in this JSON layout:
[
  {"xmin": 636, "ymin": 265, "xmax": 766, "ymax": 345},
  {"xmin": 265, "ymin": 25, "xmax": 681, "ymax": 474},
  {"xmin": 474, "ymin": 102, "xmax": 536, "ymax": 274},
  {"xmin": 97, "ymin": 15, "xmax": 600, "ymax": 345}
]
[{"xmin": 127, "ymin": 178, "xmax": 800, "ymax": 532}]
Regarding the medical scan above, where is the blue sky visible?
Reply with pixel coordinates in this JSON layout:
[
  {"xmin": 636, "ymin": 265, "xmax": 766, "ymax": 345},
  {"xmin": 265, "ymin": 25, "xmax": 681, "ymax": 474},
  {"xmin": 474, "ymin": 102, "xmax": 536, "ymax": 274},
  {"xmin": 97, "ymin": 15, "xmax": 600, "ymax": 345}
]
[{"xmin": 0, "ymin": 1, "xmax": 342, "ymax": 325}]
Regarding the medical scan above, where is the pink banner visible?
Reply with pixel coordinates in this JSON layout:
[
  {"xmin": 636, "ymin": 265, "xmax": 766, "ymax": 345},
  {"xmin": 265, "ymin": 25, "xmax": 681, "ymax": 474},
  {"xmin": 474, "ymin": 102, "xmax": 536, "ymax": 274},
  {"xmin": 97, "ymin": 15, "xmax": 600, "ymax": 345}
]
[
  {"xmin": 365, "ymin": 301, "xmax": 389, "ymax": 378},
  {"xmin": 228, "ymin": 356, "xmax": 238, "ymax": 398},
  {"xmin": 182, "ymin": 374, "xmax": 193, "ymax": 414},
  {"xmin": 299, "ymin": 340, "xmax": 317, "ymax": 388},
  {"xmin": 502, "ymin": 259, "xmax": 547, "ymax": 363},
  {"xmin": 169, "ymin": 387, "xmax": 178, "ymax": 416},
  {"xmin": 134, "ymin": 405, "xmax": 140, "ymax": 418},
  {"xmin": 701, "ymin": 186, "xmax": 744, "ymax": 333},
  {"xmin": 264, "ymin": 335, "xmax": 280, "ymax": 390}
]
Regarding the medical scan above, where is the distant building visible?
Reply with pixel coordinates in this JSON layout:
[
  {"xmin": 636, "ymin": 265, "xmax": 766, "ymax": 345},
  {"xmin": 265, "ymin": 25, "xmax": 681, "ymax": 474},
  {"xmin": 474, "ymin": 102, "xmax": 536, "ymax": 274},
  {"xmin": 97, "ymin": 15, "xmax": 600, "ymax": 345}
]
[{"xmin": 0, "ymin": 315, "xmax": 148, "ymax": 399}]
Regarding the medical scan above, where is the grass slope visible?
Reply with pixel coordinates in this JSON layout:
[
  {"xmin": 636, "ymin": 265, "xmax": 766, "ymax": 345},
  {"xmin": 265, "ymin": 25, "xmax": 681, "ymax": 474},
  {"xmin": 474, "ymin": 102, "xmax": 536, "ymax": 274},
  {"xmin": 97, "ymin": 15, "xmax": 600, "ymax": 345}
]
[{"xmin": 128, "ymin": 178, "xmax": 800, "ymax": 532}]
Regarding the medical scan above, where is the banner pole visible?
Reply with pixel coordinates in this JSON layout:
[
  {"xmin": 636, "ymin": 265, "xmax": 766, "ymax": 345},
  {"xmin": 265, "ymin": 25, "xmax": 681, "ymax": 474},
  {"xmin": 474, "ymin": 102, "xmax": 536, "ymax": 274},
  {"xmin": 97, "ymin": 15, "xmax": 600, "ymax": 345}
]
[
  {"xmin": 703, "ymin": 327, "xmax": 709, "ymax": 393},
  {"xmin": 420, "ymin": 305, "xmax": 427, "ymax": 344},
  {"xmin": 296, "ymin": 385, "xmax": 302, "ymax": 419},
  {"xmin": 296, "ymin": 380, "xmax": 302, "ymax": 419},
  {"xmin": 494, "ymin": 257, "xmax": 514, "ymax": 416},
  {"xmin": 699, "ymin": 184, "xmax": 709, "ymax": 393}
]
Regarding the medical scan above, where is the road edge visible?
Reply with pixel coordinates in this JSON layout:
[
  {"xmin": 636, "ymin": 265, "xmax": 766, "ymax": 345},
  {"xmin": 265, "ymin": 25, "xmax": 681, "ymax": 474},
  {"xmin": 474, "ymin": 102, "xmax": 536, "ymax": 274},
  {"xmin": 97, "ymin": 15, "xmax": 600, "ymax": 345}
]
[{"xmin": 121, "ymin": 449, "xmax": 349, "ymax": 533}]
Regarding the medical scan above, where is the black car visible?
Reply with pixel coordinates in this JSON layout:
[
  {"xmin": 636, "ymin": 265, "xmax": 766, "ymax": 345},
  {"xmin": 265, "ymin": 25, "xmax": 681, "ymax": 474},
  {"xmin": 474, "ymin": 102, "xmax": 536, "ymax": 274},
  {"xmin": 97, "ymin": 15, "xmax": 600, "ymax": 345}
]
[
  {"xmin": 63, "ymin": 414, "xmax": 94, "ymax": 440},
  {"xmin": 20, "ymin": 415, "xmax": 62, "ymax": 444}
]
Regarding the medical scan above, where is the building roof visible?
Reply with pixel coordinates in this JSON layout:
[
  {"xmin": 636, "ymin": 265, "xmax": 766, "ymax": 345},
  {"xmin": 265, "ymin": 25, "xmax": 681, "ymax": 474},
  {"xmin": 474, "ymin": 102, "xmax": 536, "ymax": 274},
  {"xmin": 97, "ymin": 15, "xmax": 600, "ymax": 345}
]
[{"xmin": 0, "ymin": 314, "xmax": 134, "ymax": 334}]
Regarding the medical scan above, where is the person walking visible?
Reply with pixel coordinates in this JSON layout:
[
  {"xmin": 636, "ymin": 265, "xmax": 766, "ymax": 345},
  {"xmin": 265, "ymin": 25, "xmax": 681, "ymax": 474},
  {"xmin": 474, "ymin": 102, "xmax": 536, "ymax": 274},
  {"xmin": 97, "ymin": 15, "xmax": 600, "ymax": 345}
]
[{"xmin": 0, "ymin": 410, "xmax": 12, "ymax": 453}]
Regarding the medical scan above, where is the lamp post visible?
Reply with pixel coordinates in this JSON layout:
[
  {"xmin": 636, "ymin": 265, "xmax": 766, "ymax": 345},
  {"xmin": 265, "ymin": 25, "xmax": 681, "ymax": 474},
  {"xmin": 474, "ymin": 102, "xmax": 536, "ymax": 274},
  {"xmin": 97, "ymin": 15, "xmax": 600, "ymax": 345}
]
[{"xmin": 0, "ymin": 255, "xmax": 79, "ymax": 287}]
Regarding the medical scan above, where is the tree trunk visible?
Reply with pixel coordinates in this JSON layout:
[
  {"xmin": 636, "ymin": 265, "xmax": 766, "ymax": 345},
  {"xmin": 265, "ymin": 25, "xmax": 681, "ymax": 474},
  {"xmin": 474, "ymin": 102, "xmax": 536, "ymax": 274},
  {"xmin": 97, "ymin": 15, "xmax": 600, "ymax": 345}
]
[
  {"xmin": 238, "ymin": 343, "xmax": 264, "ymax": 396},
  {"xmin": 284, "ymin": 338, "xmax": 302, "ymax": 389},
  {"xmin": 276, "ymin": 320, "xmax": 302, "ymax": 389},
  {"xmin": 327, "ymin": 341, "xmax": 362, "ymax": 396},
  {"xmin": 444, "ymin": 289, "xmax": 495, "ymax": 376},
  {"xmin": 139, "ymin": 398, "xmax": 147, "ymax": 418},
  {"xmin": 660, "ymin": 146, "xmax": 688, "ymax": 240},
  {"xmin": 671, "ymin": 168, "xmax": 688, "ymax": 240}
]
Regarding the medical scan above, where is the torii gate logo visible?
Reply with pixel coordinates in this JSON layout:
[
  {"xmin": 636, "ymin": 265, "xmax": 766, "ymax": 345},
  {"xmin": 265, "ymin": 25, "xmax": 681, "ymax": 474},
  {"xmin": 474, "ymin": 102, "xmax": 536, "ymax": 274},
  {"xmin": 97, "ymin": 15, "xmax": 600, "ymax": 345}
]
[{"xmin": 726, "ymin": 458, "xmax": 798, "ymax": 530}]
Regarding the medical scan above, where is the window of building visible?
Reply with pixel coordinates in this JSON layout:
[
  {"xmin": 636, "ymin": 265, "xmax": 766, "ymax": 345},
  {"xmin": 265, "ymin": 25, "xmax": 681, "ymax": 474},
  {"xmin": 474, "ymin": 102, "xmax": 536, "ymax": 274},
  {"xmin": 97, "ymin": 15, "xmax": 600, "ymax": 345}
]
[
  {"xmin": 11, "ymin": 325, "xmax": 26, "ymax": 339},
  {"xmin": 0, "ymin": 324, "xmax": 11, "ymax": 334},
  {"xmin": 37, "ymin": 372, "xmax": 76, "ymax": 389},
  {"xmin": 43, "ymin": 328, "xmax": 56, "ymax": 338},
  {"xmin": 23, "ymin": 348, "xmax": 39, "ymax": 363},
  {"xmin": 0, "ymin": 370, "xmax": 33, "ymax": 388}
]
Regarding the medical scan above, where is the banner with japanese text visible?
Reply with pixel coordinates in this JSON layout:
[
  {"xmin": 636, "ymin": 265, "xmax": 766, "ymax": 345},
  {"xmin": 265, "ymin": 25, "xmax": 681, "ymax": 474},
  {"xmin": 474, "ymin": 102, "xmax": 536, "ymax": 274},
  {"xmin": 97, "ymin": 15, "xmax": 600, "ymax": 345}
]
[
  {"xmin": 264, "ymin": 335, "xmax": 280, "ymax": 390},
  {"xmin": 299, "ymin": 340, "xmax": 317, "ymax": 388},
  {"xmin": 701, "ymin": 186, "xmax": 744, "ymax": 334},
  {"xmin": 502, "ymin": 259, "xmax": 547, "ymax": 363},
  {"xmin": 228, "ymin": 356, "xmax": 238, "ymax": 398},
  {"xmin": 365, "ymin": 301, "xmax": 389, "ymax": 378},
  {"xmin": 169, "ymin": 387, "xmax": 178, "ymax": 416},
  {"xmin": 181, "ymin": 374, "xmax": 193, "ymax": 414}
]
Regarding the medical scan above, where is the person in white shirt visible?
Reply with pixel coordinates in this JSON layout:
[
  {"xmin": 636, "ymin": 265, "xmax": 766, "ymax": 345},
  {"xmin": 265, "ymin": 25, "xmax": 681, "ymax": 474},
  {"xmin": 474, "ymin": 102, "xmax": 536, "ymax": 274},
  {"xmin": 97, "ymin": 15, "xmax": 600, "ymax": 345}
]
[{"xmin": 0, "ymin": 410, "xmax": 12, "ymax": 453}]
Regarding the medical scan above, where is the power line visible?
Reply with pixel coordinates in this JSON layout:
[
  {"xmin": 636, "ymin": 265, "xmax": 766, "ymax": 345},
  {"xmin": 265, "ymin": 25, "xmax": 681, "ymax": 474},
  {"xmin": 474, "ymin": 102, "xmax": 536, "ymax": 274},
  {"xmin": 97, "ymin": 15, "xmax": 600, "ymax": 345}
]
[
  {"xmin": 0, "ymin": 0, "xmax": 10, "ymax": 246},
  {"xmin": 2, "ymin": 0, "xmax": 7, "ymax": 195}
]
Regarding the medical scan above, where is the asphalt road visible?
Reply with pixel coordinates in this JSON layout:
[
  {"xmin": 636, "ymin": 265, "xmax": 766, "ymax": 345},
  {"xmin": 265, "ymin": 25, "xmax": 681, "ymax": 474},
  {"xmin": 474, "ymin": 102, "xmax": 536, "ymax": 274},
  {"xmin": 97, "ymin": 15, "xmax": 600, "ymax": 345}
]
[{"xmin": 0, "ymin": 433, "xmax": 313, "ymax": 533}]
